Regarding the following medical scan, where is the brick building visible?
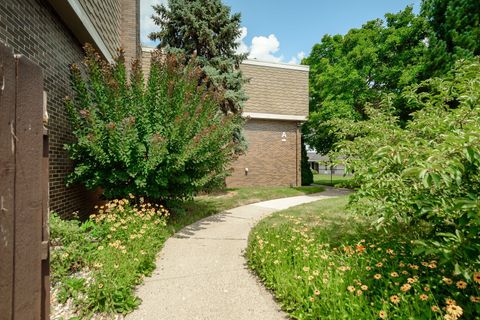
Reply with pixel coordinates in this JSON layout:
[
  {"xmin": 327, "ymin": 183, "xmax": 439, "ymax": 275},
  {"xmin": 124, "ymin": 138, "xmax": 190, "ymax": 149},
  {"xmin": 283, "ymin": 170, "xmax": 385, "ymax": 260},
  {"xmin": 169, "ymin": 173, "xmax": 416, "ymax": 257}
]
[
  {"xmin": 227, "ymin": 60, "xmax": 309, "ymax": 187},
  {"xmin": 142, "ymin": 47, "xmax": 309, "ymax": 187},
  {"xmin": 0, "ymin": 0, "xmax": 141, "ymax": 216}
]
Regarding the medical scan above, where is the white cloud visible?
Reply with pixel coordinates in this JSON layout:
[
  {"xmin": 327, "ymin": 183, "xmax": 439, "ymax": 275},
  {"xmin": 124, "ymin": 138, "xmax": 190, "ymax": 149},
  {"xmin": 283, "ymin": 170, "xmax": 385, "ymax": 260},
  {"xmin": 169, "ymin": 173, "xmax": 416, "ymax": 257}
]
[
  {"xmin": 288, "ymin": 51, "xmax": 305, "ymax": 65},
  {"xmin": 140, "ymin": 0, "xmax": 167, "ymax": 45},
  {"xmin": 236, "ymin": 27, "xmax": 304, "ymax": 65}
]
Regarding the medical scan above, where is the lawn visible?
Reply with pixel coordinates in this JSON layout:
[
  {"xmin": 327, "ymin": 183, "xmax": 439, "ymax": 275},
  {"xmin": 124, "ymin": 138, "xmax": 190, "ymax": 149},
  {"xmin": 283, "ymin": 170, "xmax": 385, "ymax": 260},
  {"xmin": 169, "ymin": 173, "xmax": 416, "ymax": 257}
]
[
  {"xmin": 169, "ymin": 185, "xmax": 325, "ymax": 230},
  {"xmin": 313, "ymin": 173, "xmax": 352, "ymax": 187},
  {"xmin": 247, "ymin": 197, "xmax": 479, "ymax": 320}
]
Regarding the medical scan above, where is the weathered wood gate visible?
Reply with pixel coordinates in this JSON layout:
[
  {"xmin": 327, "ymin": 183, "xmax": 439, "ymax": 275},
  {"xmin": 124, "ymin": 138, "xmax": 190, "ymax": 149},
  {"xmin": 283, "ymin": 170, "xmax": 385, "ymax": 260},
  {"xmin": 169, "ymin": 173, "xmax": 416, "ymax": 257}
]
[{"xmin": 0, "ymin": 43, "xmax": 50, "ymax": 319}]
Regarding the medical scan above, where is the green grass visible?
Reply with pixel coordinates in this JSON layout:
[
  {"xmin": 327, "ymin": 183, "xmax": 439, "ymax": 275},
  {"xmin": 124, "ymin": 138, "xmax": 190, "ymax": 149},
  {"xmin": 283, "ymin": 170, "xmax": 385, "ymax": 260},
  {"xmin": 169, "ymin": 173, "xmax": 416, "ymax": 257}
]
[
  {"xmin": 247, "ymin": 197, "xmax": 480, "ymax": 320},
  {"xmin": 169, "ymin": 185, "xmax": 325, "ymax": 230},
  {"xmin": 313, "ymin": 173, "xmax": 352, "ymax": 187}
]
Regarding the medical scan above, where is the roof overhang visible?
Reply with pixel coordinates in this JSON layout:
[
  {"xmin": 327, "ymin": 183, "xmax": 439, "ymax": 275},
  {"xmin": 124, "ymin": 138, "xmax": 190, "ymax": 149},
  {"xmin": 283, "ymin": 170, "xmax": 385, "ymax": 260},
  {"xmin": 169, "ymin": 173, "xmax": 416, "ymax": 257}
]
[
  {"xmin": 243, "ymin": 112, "xmax": 307, "ymax": 121},
  {"xmin": 242, "ymin": 59, "xmax": 309, "ymax": 72},
  {"xmin": 47, "ymin": 0, "xmax": 113, "ymax": 62}
]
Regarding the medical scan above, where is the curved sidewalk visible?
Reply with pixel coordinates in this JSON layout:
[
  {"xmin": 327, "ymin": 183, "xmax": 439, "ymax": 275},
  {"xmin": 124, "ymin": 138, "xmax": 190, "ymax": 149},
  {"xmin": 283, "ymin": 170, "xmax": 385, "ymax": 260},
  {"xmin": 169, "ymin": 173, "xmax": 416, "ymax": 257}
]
[{"xmin": 126, "ymin": 187, "xmax": 350, "ymax": 320}]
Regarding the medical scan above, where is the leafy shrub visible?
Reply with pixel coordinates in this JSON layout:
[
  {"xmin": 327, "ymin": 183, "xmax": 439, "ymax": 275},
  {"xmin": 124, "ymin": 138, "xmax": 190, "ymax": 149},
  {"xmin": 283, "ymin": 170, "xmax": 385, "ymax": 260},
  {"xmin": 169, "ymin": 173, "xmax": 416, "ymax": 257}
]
[
  {"xmin": 65, "ymin": 45, "xmax": 239, "ymax": 201},
  {"xmin": 329, "ymin": 59, "xmax": 480, "ymax": 275},
  {"xmin": 247, "ymin": 198, "xmax": 480, "ymax": 320},
  {"xmin": 50, "ymin": 197, "xmax": 170, "ymax": 315},
  {"xmin": 301, "ymin": 138, "xmax": 313, "ymax": 185}
]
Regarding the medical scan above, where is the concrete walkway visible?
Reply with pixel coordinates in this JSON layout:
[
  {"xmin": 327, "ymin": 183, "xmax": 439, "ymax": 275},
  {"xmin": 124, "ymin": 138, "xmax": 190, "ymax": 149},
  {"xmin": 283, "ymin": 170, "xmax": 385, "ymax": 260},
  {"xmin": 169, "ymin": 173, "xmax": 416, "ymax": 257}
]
[{"xmin": 126, "ymin": 187, "xmax": 350, "ymax": 320}]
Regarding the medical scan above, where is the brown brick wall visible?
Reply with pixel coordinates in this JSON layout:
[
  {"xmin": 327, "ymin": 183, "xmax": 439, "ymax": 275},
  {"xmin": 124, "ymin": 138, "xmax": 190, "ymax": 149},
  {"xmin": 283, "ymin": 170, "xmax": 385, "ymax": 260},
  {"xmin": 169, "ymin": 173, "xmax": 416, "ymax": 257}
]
[
  {"xmin": 0, "ymin": 0, "xmax": 139, "ymax": 217},
  {"xmin": 120, "ymin": 0, "xmax": 141, "ymax": 64},
  {"xmin": 241, "ymin": 62, "xmax": 309, "ymax": 116},
  {"xmin": 226, "ymin": 119, "xmax": 301, "ymax": 187},
  {"xmin": 79, "ymin": 0, "xmax": 121, "ymax": 59},
  {"xmin": 0, "ymin": 0, "xmax": 89, "ymax": 217}
]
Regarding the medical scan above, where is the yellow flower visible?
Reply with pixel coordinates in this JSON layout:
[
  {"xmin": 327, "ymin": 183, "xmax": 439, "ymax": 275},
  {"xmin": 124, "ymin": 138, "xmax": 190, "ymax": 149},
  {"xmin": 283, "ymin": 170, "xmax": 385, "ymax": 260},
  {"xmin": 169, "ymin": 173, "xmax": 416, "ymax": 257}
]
[
  {"xmin": 400, "ymin": 283, "xmax": 411, "ymax": 292},
  {"xmin": 390, "ymin": 295, "xmax": 400, "ymax": 304},
  {"xmin": 376, "ymin": 262, "xmax": 383, "ymax": 268},
  {"xmin": 379, "ymin": 310, "xmax": 387, "ymax": 319},
  {"xmin": 456, "ymin": 280, "xmax": 467, "ymax": 289},
  {"xmin": 442, "ymin": 277, "xmax": 453, "ymax": 285},
  {"xmin": 445, "ymin": 304, "xmax": 463, "ymax": 318},
  {"xmin": 356, "ymin": 289, "xmax": 363, "ymax": 296},
  {"xmin": 309, "ymin": 297, "xmax": 315, "ymax": 302},
  {"xmin": 445, "ymin": 298, "xmax": 456, "ymax": 305},
  {"xmin": 390, "ymin": 272, "xmax": 399, "ymax": 278},
  {"xmin": 474, "ymin": 272, "xmax": 480, "ymax": 284},
  {"xmin": 374, "ymin": 274, "xmax": 382, "ymax": 280},
  {"xmin": 314, "ymin": 289, "xmax": 320, "ymax": 296},
  {"xmin": 366, "ymin": 266, "xmax": 372, "ymax": 271},
  {"xmin": 407, "ymin": 277, "xmax": 416, "ymax": 284},
  {"xmin": 98, "ymin": 283, "xmax": 104, "ymax": 289},
  {"xmin": 431, "ymin": 306, "xmax": 440, "ymax": 312},
  {"xmin": 423, "ymin": 286, "xmax": 430, "ymax": 292},
  {"xmin": 347, "ymin": 286, "xmax": 355, "ymax": 293},
  {"xmin": 419, "ymin": 294, "xmax": 429, "ymax": 301},
  {"xmin": 98, "ymin": 246, "xmax": 104, "ymax": 251},
  {"xmin": 470, "ymin": 296, "xmax": 480, "ymax": 303},
  {"xmin": 303, "ymin": 266, "xmax": 310, "ymax": 272},
  {"xmin": 361, "ymin": 285, "xmax": 368, "ymax": 291}
]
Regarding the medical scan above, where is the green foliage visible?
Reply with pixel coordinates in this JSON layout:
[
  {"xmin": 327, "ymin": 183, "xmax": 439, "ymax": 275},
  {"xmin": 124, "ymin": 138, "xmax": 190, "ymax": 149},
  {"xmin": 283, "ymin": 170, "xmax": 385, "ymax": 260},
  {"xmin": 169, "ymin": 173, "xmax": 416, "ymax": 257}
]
[
  {"xmin": 422, "ymin": 0, "xmax": 480, "ymax": 76},
  {"xmin": 50, "ymin": 198, "xmax": 170, "ymax": 315},
  {"xmin": 247, "ymin": 197, "xmax": 480, "ymax": 319},
  {"xmin": 330, "ymin": 59, "xmax": 480, "ymax": 275},
  {"xmin": 301, "ymin": 139, "xmax": 313, "ymax": 185},
  {"xmin": 303, "ymin": 7, "xmax": 430, "ymax": 153},
  {"xmin": 150, "ymin": 0, "xmax": 247, "ymax": 116},
  {"xmin": 65, "ymin": 45, "xmax": 239, "ymax": 200}
]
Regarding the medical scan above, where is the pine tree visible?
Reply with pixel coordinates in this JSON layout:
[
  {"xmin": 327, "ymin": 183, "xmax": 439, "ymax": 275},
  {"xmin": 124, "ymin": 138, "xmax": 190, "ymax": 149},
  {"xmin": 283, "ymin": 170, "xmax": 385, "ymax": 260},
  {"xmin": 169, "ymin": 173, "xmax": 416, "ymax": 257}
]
[{"xmin": 150, "ymin": 0, "xmax": 248, "ymax": 116}]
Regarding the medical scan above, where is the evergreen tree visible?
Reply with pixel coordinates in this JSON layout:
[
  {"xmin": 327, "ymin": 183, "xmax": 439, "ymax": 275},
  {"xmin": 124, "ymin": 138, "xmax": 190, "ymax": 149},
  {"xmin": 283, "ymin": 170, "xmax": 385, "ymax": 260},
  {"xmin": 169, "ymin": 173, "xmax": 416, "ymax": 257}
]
[
  {"xmin": 301, "ymin": 138, "xmax": 313, "ymax": 186},
  {"xmin": 150, "ymin": 0, "xmax": 248, "ymax": 115}
]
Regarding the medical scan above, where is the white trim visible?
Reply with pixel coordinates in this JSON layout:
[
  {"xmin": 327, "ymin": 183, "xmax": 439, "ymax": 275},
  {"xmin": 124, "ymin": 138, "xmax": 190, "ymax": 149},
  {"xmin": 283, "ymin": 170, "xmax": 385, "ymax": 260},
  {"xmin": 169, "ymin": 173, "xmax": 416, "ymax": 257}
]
[
  {"xmin": 243, "ymin": 112, "xmax": 307, "ymax": 121},
  {"xmin": 242, "ymin": 59, "xmax": 309, "ymax": 72},
  {"xmin": 142, "ymin": 46, "xmax": 157, "ymax": 53},
  {"xmin": 68, "ymin": 0, "xmax": 113, "ymax": 62}
]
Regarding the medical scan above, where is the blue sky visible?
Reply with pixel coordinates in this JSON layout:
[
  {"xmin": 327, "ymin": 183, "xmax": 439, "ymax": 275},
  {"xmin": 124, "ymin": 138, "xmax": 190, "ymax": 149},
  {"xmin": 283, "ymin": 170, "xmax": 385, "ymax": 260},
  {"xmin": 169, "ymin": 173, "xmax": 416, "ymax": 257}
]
[{"xmin": 141, "ymin": 0, "xmax": 421, "ymax": 64}]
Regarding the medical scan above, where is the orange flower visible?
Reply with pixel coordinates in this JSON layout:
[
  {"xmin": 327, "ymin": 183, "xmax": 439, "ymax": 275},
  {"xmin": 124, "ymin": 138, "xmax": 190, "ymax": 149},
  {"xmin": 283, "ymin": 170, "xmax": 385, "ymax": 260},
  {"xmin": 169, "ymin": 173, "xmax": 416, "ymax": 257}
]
[
  {"xmin": 431, "ymin": 305, "xmax": 440, "ymax": 312},
  {"xmin": 390, "ymin": 295, "xmax": 400, "ymax": 304},
  {"xmin": 456, "ymin": 281, "xmax": 467, "ymax": 289},
  {"xmin": 474, "ymin": 272, "xmax": 480, "ymax": 284},
  {"xmin": 400, "ymin": 283, "xmax": 412, "ymax": 292},
  {"xmin": 419, "ymin": 294, "xmax": 429, "ymax": 301},
  {"xmin": 445, "ymin": 298, "xmax": 456, "ymax": 305}
]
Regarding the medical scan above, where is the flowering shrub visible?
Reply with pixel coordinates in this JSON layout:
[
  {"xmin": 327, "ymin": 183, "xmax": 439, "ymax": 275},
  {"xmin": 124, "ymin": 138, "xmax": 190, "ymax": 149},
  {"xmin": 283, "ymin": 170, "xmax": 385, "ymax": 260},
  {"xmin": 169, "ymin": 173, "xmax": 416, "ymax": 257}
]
[
  {"xmin": 65, "ymin": 45, "xmax": 240, "ymax": 201},
  {"xmin": 50, "ymin": 197, "xmax": 170, "ymax": 315},
  {"xmin": 328, "ymin": 59, "xmax": 480, "ymax": 275},
  {"xmin": 247, "ymin": 198, "xmax": 480, "ymax": 319}
]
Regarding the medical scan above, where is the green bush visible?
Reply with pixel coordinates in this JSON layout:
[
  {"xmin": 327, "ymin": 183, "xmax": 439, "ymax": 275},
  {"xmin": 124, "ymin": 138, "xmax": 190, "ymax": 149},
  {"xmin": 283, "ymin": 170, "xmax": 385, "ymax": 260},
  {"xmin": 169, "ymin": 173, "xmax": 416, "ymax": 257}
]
[
  {"xmin": 50, "ymin": 197, "xmax": 170, "ymax": 315},
  {"xmin": 330, "ymin": 58, "xmax": 480, "ymax": 276},
  {"xmin": 65, "ymin": 45, "xmax": 240, "ymax": 201},
  {"xmin": 301, "ymin": 138, "xmax": 313, "ymax": 185}
]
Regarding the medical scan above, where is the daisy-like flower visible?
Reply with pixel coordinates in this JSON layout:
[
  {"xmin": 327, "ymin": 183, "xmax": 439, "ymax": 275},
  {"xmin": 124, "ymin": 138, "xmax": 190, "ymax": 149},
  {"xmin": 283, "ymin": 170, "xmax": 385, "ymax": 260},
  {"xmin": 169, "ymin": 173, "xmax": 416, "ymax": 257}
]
[
  {"xmin": 309, "ymin": 297, "xmax": 315, "ymax": 302},
  {"xmin": 423, "ymin": 286, "xmax": 430, "ymax": 292},
  {"xmin": 456, "ymin": 280, "xmax": 467, "ymax": 289},
  {"xmin": 390, "ymin": 272, "xmax": 399, "ymax": 278},
  {"xmin": 390, "ymin": 295, "xmax": 400, "ymax": 304},
  {"xmin": 431, "ymin": 306, "xmax": 440, "ymax": 312},
  {"xmin": 379, "ymin": 310, "xmax": 387, "ymax": 319},
  {"xmin": 366, "ymin": 266, "xmax": 372, "ymax": 271},
  {"xmin": 376, "ymin": 262, "xmax": 383, "ymax": 268},
  {"xmin": 303, "ymin": 266, "xmax": 310, "ymax": 272},
  {"xmin": 407, "ymin": 277, "xmax": 416, "ymax": 284},
  {"xmin": 361, "ymin": 285, "xmax": 368, "ymax": 291},
  {"xmin": 445, "ymin": 304, "xmax": 463, "ymax": 318},
  {"xmin": 347, "ymin": 286, "xmax": 356, "ymax": 293},
  {"xmin": 474, "ymin": 272, "xmax": 480, "ymax": 284},
  {"xmin": 470, "ymin": 296, "xmax": 480, "ymax": 303},
  {"xmin": 374, "ymin": 274, "xmax": 382, "ymax": 280},
  {"xmin": 314, "ymin": 289, "xmax": 320, "ymax": 296},
  {"xmin": 445, "ymin": 298, "xmax": 456, "ymax": 305},
  {"xmin": 356, "ymin": 289, "xmax": 363, "ymax": 296},
  {"xmin": 443, "ymin": 277, "xmax": 453, "ymax": 285},
  {"xmin": 400, "ymin": 284, "xmax": 412, "ymax": 292},
  {"xmin": 419, "ymin": 294, "xmax": 429, "ymax": 301}
]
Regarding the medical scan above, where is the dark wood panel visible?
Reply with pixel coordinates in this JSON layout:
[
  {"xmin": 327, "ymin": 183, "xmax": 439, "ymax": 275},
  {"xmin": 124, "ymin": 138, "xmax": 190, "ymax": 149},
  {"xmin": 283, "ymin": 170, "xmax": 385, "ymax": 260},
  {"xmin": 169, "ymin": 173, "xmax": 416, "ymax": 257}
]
[{"xmin": 0, "ymin": 42, "xmax": 16, "ymax": 320}]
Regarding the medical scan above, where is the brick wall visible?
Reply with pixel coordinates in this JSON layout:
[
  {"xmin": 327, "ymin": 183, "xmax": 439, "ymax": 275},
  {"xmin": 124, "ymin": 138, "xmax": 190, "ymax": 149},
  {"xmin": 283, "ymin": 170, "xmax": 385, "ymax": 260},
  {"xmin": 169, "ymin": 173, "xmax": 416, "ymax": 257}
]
[
  {"xmin": 0, "ymin": 0, "xmax": 140, "ymax": 217},
  {"xmin": 226, "ymin": 119, "xmax": 301, "ymax": 187},
  {"xmin": 241, "ymin": 62, "xmax": 309, "ymax": 116},
  {"xmin": 120, "ymin": 0, "xmax": 141, "ymax": 64},
  {"xmin": 79, "ymin": 0, "xmax": 121, "ymax": 59}
]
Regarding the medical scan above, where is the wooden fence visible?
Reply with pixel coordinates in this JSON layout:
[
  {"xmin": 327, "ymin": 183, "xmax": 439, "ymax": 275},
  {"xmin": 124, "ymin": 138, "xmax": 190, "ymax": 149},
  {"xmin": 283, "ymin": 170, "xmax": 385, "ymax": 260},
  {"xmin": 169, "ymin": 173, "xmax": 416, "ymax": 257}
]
[{"xmin": 0, "ymin": 42, "xmax": 50, "ymax": 319}]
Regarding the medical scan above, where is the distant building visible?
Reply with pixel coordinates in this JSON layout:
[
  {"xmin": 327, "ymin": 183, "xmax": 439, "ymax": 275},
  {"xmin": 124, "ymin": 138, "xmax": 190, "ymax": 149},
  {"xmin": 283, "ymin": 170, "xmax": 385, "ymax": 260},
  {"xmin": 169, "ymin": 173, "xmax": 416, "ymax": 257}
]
[{"xmin": 307, "ymin": 151, "xmax": 346, "ymax": 176}]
